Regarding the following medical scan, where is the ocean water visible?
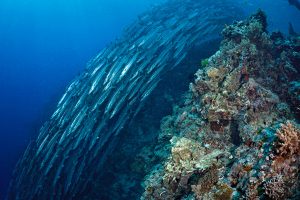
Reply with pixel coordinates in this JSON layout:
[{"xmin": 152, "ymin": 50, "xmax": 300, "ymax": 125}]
[
  {"xmin": 0, "ymin": 0, "xmax": 164, "ymax": 198},
  {"xmin": 0, "ymin": 0, "xmax": 299, "ymax": 199}
]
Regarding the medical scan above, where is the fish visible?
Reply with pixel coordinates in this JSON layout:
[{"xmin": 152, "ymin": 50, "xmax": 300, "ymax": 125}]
[{"xmin": 8, "ymin": 0, "xmax": 242, "ymax": 199}]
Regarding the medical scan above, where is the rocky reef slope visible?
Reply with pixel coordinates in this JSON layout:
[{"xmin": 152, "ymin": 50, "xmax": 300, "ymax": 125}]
[{"xmin": 142, "ymin": 11, "xmax": 300, "ymax": 200}]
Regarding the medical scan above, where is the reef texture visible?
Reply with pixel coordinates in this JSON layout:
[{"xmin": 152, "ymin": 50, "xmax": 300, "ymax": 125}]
[
  {"xmin": 142, "ymin": 11, "xmax": 300, "ymax": 200},
  {"xmin": 8, "ymin": 0, "xmax": 242, "ymax": 199}
]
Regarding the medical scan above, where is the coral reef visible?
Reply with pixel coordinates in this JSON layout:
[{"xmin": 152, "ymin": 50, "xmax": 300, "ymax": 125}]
[{"xmin": 142, "ymin": 11, "xmax": 300, "ymax": 200}]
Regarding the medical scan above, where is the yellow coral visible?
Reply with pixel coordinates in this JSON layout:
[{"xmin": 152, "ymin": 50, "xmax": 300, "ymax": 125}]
[
  {"xmin": 213, "ymin": 183, "xmax": 233, "ymax": 200},
  {"xmin": 207, "ymin": 67, "xmax": 220, "ymax": 79}
]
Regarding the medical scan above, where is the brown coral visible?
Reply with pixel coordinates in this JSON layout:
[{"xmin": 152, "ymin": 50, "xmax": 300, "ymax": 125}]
[
  {"xmin": 276, "ymin": 122, "xmax": 300, "ymax": 156},
  {"xmin": 213, "ymin": 183, "xmax": 233, "ymax": 200},
  {"xmin": 191, "ymin": 164, "xmax": 219, "ymax": 196},
  {"xmin": 245, "ymin": 182, "xmax": 260, "ymax": 200}
]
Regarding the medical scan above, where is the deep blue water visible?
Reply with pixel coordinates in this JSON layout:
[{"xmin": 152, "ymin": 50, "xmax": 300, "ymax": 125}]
[
  {"xmin": 0, "ymin": 0, "xmax": 299, "ymax": 198},
  {"xmin": 0, "ymin": 0, "xmax": 164, "ymax": 197}
]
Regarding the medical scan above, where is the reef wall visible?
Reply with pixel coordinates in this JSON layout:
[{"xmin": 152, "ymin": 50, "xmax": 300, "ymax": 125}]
[
  {"xmin": 8, "ymin": 0, "xmax": 242, "ymax": 199},
  {"xmin": 142, "ymin": 11, "xmax": 300, "ymax": 200}
]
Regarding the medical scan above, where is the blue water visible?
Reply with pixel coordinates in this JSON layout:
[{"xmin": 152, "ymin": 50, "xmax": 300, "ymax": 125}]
[
  {"xmin": 0, "ymin": 0, "xmax": 299, "ymax": 198},
  {"xmin": 0, "ymin": 0, "xmax": 164, "ymax": 197}
]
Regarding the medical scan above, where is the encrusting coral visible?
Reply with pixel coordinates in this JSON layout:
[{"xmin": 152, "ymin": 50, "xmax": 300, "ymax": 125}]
[{"xmin": 141, "ymin": 10, "xmax": 300, "ymax": 200}]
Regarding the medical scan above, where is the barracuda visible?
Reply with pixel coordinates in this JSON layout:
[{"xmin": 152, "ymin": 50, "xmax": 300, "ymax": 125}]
[{"xmin": 8, "ymin": 0, "xmax": 242, "ymax": 199}]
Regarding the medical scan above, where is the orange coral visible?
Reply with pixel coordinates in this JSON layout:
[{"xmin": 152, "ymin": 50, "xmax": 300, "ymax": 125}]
[
  {"xmin": 276, "ymin": 122, "xmax": 300, "ymax": 156},
  {"xmin": 243, "ymin": 164, "xmax": 252, "ymax": 172},
  {"xmin": 267, "ymin": 122, "xmax": 300, "ymax": 199}
]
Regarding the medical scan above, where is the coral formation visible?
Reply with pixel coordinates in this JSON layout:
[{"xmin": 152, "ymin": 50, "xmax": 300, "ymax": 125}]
[
  {"xmin": 264, "ymin": 174, "xmax": 286, "ymax": 200},
  {"xmin": 142, "ymin": 11, "xmax": 300, "ymax": 200},
  {"xmin": 276, "ymin": 122, "xmax": 300, "ymax": 156}
]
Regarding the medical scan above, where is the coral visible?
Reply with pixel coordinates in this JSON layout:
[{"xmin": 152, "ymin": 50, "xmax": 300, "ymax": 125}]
[
  {"xmin": 245, "ymin": 182, "xmax": 260, "ymax": 200},
  {"xmin": 191, "ymin": 164, "xmax": 219, "ymax": 195},
  {"xmin": 201, "ymin": 58, "xmax": 209, "ymax": 68},
  {"xmin": 213, "ymin": 183, "xmax": 233, "ymax": 200},
  {"xmin": 142, "ymin": 10, "xmax": 300, "ymax": 200},
  {"xmin": 163, "ymin": 137, "xmax": 223, "ymax": 197},
  {"xmin": 276, "ymin": 122, "xmax": 300, "ymax": 156},
  {"xmin": 264, "ymin": 174, "xmax": 286, "ymax": 200}
]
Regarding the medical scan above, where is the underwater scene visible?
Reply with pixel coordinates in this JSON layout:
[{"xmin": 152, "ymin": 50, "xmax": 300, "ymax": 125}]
[{"xmin": 0, "ymin": 0, "xmax": 300, "ymax": 199}]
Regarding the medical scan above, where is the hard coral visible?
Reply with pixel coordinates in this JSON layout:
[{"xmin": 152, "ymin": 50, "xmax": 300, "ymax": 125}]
[
  {"xmin": 213, "ymin": 183, "xmax": 233, "ymax": 200},
  {"xmin": 276, "ymin": 122, "xmax": 300, "ymax": 156},
  {"xmin": 264, "ymin": 174, "xmax": 286, "ymax": 200},
  {"xmin": 191, "ymin": 165, "xmax": 219, "ymax": 198}
]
